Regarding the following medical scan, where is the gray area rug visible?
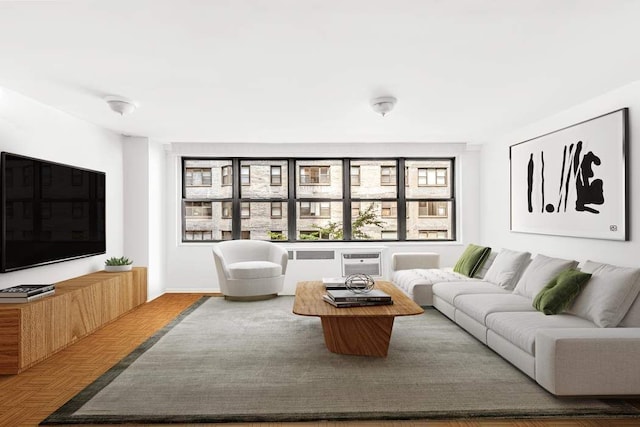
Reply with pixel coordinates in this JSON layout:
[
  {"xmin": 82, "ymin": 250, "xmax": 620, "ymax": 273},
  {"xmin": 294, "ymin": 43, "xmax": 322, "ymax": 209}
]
[{"xmin": 43, "ymin": 296, "xmax": 640, "ymax": 424}]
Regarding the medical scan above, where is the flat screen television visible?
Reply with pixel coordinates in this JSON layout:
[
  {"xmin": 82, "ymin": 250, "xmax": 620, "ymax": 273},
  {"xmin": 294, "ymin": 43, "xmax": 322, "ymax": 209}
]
[{"xmin": 0, "ymin": 152, "xmax": 106, "ymax": 272}]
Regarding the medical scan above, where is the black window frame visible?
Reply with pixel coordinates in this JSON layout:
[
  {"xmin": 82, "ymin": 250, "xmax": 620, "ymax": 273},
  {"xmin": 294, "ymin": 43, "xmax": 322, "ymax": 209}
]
[{"xmin": 181, "ymin": 157, "xmax": 456, "ymax": 242}]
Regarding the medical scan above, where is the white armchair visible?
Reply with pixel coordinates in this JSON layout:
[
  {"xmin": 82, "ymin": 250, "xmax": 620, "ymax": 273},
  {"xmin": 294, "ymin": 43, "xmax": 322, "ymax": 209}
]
[{"xmin": 212, "ymin": 240, "xmax": 288, "ymax": 300}]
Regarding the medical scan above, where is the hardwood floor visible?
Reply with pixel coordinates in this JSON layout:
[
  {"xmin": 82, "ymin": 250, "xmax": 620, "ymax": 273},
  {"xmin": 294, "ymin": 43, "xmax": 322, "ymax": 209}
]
[{"xmin": 1, "ymin": 293, "xmax": 638, "ymax": 427}]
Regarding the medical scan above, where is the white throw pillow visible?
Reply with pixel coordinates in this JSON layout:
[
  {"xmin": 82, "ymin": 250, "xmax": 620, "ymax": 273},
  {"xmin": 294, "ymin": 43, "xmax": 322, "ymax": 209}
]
[
  {"xmin": 512, "ymin": 254, "xmax": 578, "ymax": 299},
  {"xmin": 568, "ymin": 261, "xmax": 640, "ymax": 328},
  {"xmin": 473, "ymin": 251, "xmax": 497, "ymax": 279},
  {"xmin": 620, "ymin": 294, "xmax": 640, "ymax": 327},
  {"xmin": 483, "ymin": 249, "xmax": 531, "ymax": 290}
]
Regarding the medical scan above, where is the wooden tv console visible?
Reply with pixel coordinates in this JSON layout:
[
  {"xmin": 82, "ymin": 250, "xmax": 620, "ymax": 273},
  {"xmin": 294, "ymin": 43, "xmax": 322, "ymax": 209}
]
[{"xmin": 0, "ymin": 267, "xmax": 147, "ymax": 374}]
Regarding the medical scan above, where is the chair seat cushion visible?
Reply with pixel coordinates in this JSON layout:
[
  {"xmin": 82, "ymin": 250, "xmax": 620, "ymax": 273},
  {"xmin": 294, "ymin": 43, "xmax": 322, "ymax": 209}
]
[{"xmin": 228, "ymin": 261, "xmax": 282, "ymax": 280}]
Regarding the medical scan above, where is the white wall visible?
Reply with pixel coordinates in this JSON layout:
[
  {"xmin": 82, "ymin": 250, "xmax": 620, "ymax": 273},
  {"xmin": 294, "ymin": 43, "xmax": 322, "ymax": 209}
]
[
  {"xmin": 480, "ymin": 80, "xmax": 640, "ymax": 267},
  {"xmin": 164, "ymin": 142, "xmax": 482, "ymax": 293},
  {"xmin": 122, "ymin": 136, "xmax": 166, "ymax": 300},
  {"xmin": 0, "ymin": 87, "xmax": 124, "ymax": 289}
]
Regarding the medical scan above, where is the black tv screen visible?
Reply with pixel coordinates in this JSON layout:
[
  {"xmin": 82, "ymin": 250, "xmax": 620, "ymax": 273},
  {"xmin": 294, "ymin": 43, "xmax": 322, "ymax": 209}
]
[{"xmin": 0, "ymin": 152, "xmax": 106, "ymax": 272}]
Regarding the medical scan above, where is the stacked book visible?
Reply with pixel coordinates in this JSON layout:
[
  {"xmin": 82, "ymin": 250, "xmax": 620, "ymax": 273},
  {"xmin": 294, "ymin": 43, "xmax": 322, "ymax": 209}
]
[
  {"xmin": 322, "ymin": 289, "xmax": 393, "ymax": 308},
  {"xmin": 0, "ymin": 284, "xmax": 55, "ymax": 303},
  {"xmin": 322, "ymin": 277, "xmax": 368, "ymax": 290}
]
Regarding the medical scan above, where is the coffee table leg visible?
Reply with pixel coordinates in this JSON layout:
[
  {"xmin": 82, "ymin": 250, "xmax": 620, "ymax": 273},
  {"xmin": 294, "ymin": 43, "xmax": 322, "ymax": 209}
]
[{"xmin": 320, "ymin": 316, "xmax": 394, "ymax": 357}]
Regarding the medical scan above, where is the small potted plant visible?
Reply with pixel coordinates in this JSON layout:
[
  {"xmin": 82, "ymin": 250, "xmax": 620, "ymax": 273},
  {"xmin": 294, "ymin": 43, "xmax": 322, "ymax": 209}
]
[{"xmin": 104, "ymin": 256, "xmax": 133, "ymax": 272}]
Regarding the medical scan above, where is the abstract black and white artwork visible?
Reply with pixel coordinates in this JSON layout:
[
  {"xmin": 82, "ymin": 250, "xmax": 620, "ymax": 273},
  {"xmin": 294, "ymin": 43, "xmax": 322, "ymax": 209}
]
[{"xmin": 510, "ymin": 108, "xmax": 628, "ymax": 240}]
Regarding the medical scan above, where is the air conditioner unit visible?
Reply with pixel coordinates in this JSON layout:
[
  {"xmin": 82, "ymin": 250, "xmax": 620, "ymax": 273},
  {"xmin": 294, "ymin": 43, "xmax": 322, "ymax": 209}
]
[{"xmin": 341, "ymin": 252, "xmax": 382, "ymax": 277}]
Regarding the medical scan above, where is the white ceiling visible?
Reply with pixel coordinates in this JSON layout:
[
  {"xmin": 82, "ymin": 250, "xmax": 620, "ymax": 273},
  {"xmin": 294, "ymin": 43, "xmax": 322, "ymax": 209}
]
[{"xmin": 1, "ymin": 0, "xmax": 639, "ymax": 144}]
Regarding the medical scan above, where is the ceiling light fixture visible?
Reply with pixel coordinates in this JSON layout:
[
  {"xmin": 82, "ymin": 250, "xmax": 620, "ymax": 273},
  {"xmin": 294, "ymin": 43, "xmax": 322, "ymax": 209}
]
[
  {"xmin": 370, "ymin": 96, "xmax": 397, "ymax": 117},
  {"xmin": 105, "ymin": 95, "xmax": 138, "ymax": 116}
]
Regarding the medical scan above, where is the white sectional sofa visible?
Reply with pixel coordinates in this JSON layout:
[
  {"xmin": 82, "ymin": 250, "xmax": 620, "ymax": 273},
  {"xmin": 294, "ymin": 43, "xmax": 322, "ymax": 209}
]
[{"xmin": 391, "ymin": 250, "xmax": 640, "ymax": 396}]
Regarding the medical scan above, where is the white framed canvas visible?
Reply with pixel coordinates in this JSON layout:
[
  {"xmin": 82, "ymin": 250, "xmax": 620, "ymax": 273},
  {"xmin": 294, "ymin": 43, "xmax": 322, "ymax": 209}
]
[{"xmin": 510, "ymin": 108, "xmax": 628, "ymax": 240}]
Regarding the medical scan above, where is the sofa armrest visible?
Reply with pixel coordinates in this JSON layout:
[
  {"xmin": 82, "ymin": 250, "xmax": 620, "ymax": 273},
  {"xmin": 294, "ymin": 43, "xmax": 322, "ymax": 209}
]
[
  {"xmin": 535, "ymin": 327, "xmax": 640, "ymax": 396},
  {"xmin": 392, "ymin": 252, "xmax": 440, "ymax": 271}
]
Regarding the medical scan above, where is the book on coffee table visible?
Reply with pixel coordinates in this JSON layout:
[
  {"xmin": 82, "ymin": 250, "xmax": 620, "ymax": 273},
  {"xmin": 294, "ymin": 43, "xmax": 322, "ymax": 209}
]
[
  {"xmin": 326, "ymin": 289, "xmax": 392, "ymax": 303},
  {"xmin": 322, "ymin": 277, "xmax": 369, "ymax": 290},
  {"xmin": 322, "ymin": 294, "xmax": 394, "ymax": 308}
]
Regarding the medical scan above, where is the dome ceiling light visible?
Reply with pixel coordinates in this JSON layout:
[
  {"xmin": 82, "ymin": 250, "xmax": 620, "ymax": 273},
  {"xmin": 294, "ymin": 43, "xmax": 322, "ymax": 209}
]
[
  {"xmin": 105, "ymin": 95, "xmax": 138, "ymax": 116},
  {"xmin": 370, "ymin": 96, "xmax": 397, "ymax": 117}
]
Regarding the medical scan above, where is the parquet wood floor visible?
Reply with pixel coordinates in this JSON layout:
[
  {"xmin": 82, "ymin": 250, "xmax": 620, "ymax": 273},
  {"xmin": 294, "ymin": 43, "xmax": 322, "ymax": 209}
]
[{"xmin": 1, "ymin": 293, "xmax": 638, "ymax": 427}]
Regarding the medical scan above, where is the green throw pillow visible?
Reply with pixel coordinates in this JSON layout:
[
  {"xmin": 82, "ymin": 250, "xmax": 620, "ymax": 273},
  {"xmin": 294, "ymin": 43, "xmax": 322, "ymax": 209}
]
[
  {"xmin": 453, "ymin": 244, "xmax": 491, "ymax": 277},
  {"xmin": 533, "ymin": 269, "xmax": 592, "ymax": 315}
]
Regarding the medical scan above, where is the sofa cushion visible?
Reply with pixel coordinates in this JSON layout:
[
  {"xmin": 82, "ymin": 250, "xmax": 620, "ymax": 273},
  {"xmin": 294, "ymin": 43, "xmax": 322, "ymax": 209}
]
[
  {"xmin": 228, "ymin": 261, "xmax": 282, "ymax": 280},
  {"xmin": 513, "ymin": 254, "xmax": 578, "ymax": 299},
  {"xmin": 453, "ymin": 244, "xmax": 492, "ymax": 277},
  {"xmin": 533, "ymin": 269, "xmax": 592, "ymax": 315},
  {"xmin": 454, "ymin": 293, "xmax": 536, "ymax": 325},
  {"xmin": 485, "ymin": 312, "xmax": 596, "ymax": 356},
  {"xmin": 432, "ymin": 281, "xmax": 508, "ymax": 305},
  {"xmin": 567, "ymin": 261, "xmax": 640, "ymax": 327},
  {"xmin": 392, "ymin": 268, "xmax": 473, "ymax": 295},
  {"xmin": 483, "ymin": 249, "xmax": 531, "ymax": 290},
  {"xmin": 620, "ymin": 294, "xmax": 640, "ymax": 327},
  {"xmin": 473, "ymin": 251, "xmax": 497, "ymax": 279}
]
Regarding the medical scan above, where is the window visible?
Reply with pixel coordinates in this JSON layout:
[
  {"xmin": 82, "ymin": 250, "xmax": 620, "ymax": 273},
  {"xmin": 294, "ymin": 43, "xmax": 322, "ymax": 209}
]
[
  {"xmin": 270, "ymin": 166, "xmax": 282, "ymax": 185},
  {"xmin": 240, "ymin": 202, "xmax": 250, "ymax": 218},
  {"xmin": 185, "ymin": 201, "xmax": 212, "ymax": 218},
  {"xmin": 181, "ymin": 157, "xmax": 455, "ymax": 242},
  {"xmin": 381, "ymin": 230, "xmax": 397, "ymax": 240},
  {"xmin": 221, "ymin": 166, "xmax": 232, "ymax": 186},
  {"xmin": 381, "ymin": 201, "xmax": 397, "ymax": 218},
  {"xmin": 185, "ymin": 168, "xmax": 212, "ymax": 186},
  {"xmin": 351, "ymin": 201, "xmax": 360, "ymax": 218},
  {"xmin": 185, "ymin": 231, "xmax": 213, "ymax": 240},
  {"xmin": 299, "ymin": 166, "xmax": 330, "ymax": 185},
  {"xmin": 299, "ymin": 201, "xmax": 330, "ymax": 218},
  {"xmin": 241, "ymin": 165, "xmax": 251, "ymax": 185},
  {"xmin": 269, "ymin": 231, "xmax": 286, "ymax": 241},
  {"xmin": 221, "ymin": 201, "xmax": 232, "ymax": 218},
  {"xmin": 351, "ymin": 166, "xmax": 360, "ymax": 186},
  {"xmin": 299, "ymin": 230, "xmax": 330, "ymax": 240},
  {"xmin": 380, "ymin": 166, "xmax": 396, "ymax": 186},
  {"xmin": 419, "ymin": 230, "xmax": 448, "ymax": 239},
  {"xmin": 418, "ymin": 201, "xmax": 448, "ymax": 217},
  {"xmin": 271, "ymin": 202, "xmax": 282, "ymax": 218},
  {"xmin": 419, "ymin": 168, "xmax": 447, "ymax": 186}
]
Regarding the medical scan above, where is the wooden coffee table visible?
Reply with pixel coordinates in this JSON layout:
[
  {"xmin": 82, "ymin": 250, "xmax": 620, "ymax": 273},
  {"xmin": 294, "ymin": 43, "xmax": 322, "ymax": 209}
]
[{"xmin": 293, "ymin": 280, "xmax": 424, "ymax": 357}]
